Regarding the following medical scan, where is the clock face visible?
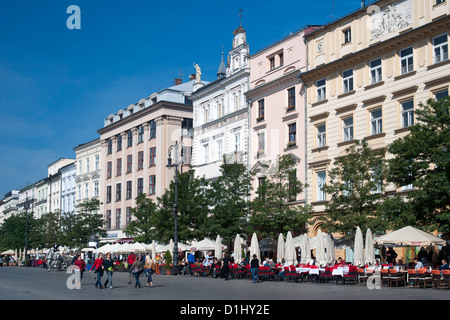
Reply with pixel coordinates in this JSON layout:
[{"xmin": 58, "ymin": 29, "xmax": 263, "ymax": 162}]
[{"xmin": 317, "ymin": 42, "xmax": 323, "ymax": 53}]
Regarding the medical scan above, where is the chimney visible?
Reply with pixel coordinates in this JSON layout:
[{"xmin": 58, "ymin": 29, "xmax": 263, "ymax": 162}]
[
  {"xmin": 175, "ymin": 78, "xmax": 182, "ymax": 85},
  {"xmin": 189, "ymin": 74, "xmax": 196, "ymax": 81}
]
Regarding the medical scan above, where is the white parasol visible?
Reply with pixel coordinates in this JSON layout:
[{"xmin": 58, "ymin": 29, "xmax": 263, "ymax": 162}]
[
  {"xmin": 354, "ymin": 226, "xmax": 364, "ymax": 267},
  {"xmin": 234, "ymin": 234, "xmax": 242, "ymax": 263},
  {"xmin": 250, "ymin": 233, "xmax": 260, "ymax": 262},
  {"xmin": 316, "ymin": 229, "xmax": 327, "ymax": 267},
  {"xmin": 214, "ymin": 235, "xmax": 223, "ymax": 259},
  {"xmin": 364, "ymin": 228, "xmax": 376, "ymax": 265},
  {"xmin": 300, "ymin": 235, "xmax": 311, "ymax": 265},
  {"xmin": 277, "ymin": 233, "xmax": 285, "ymax": 263},
  {"xmin": 151, "ymin": 241, "xmax": 156, "ymax": 261},
  {"xmin": 284, "ymin": 231, "xmax": 296, "ymax": 266}
]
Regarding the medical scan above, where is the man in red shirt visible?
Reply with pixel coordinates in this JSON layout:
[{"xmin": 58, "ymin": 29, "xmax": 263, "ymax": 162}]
[{"xmin": 127, "ymin": 253, "xmax": 136, "ymax": 283}]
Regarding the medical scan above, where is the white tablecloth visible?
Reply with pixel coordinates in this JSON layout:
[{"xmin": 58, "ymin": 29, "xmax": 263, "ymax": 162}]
[{"xmin": 332, "ymin": 267, "xmax": 349, "ymax": 277}]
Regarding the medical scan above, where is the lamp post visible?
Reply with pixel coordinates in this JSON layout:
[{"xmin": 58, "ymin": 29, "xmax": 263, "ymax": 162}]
[{"xmin": 166, "ymin": 140, "xmax": 184, "ymax": 269}]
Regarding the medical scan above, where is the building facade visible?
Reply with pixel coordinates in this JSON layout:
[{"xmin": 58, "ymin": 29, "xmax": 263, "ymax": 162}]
[
  {"xmin": 74, "ymin": 138, "xmax": 101, "ymax": 213},
  {"xmin": 0, "ymin": 190, "xmax": 19, "ymax": 224},
  {"xmin": 97, "ymin": 80, "xmax": 195, "ymax": 243},
  {"xmin": 34, "ymin": 178, "xmax": 50, "ymax": 219},
  {"xmin": 60, "ymin": 162, "xmax": 77, "ymax": 214},
  {"xmin": 47, "ymin": 158, "xmax": 76, "ymax": 213},
  {"xmin": 191, "ymin": 24, "xmax": 251, "ymax": 180},
  {"xmin": 245, "ymin": 26, "xmax": 319, "ymax": 204},
  {"xmin": 300, "ymin": 0, "xmax": 450, "ymax": 237}
]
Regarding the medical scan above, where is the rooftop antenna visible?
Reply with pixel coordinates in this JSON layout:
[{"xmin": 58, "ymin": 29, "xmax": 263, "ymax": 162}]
[{"xmin": 238, "ymin": 8, "xmax": 243, "ymax": 27}]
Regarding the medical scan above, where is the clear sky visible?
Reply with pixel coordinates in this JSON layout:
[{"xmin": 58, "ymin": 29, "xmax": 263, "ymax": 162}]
[{"xmin": 0, "ymin": 0, "xmax": 362, "ymax": 196}]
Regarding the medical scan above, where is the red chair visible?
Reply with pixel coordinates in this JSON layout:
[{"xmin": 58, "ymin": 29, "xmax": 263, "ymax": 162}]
[
  {"xmin": 289, "ymin": 266, "xmax": 301, "ymax": 282},
  {"xmin": 319, "ymin": 267, "xmax": 333, "ymax": 283},
  {"xmin": 245, "ymin": 265, "xmax": 252, "ymax": 280},
  {"xmin": 342, "ymin": 266, "xmax": 358, "ymax": 285}
]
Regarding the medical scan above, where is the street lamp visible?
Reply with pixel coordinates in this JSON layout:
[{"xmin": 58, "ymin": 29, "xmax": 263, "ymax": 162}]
[{"xmin": 166, "ymin": 140, "xmax": 184, "ymax": 270}]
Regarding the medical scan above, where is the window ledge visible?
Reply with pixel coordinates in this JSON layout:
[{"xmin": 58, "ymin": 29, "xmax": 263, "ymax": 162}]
[
  {"xmin": 337, "ymin": 90, "xmax": 356, "ymax": 99},
  {"xmin": 284, "ymin": 145, "xmax": 298, "ymax": 152},
  {"xmin": 364, "ymin": 132, "xmax": 386, "ymax": 140},
  {"xmin": 364, "ymin": 81, "xmax": 385, "ymax": 91},
  {"xmin": 428, "ymin": 59, "xmax": 450, "ymax": 71},
  {"xmin": 394, "ymin": 127, "xmax": 411, "ymax": 135},
  {"xmin": 394, "ymin": 70, "xmax": 417, "ymax": 81},
  {"xmin": 337, "ymin": 139, "xmax": 357, "ymax": 147},
  {"xmin": 311, "ymin": 99, "xmax": 328, "ymax": 107},
  {"xmin": 312, "ymin": 146, "xmax": 329, "ymax": 153},
  {"xmin": 311, "ymin": 201, "xmax": 328, "ymax": 206}
]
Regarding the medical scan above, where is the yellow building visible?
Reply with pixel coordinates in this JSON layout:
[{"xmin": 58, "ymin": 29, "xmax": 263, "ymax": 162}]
[{"xmin": 300, "ymin": 0, "xmax": 450, "ymax": 242}]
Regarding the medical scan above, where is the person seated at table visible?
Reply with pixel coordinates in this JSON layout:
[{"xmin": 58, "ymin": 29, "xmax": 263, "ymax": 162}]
[
  {"xmin": 307, "ymin": 258, "xmax": 316, "ymax": 266},
  {"xmin": 269, "ymin": 259, "xmax": 277, "ymax": 268},
  {"xmin": 263, "ymin": 258, "xmax": 270, "ymax": 267},
  {"xmin": 414, "ymin": 257, "xmax": 424, "ymax": 270},
  {"xmin": 276, "ymin": 261, "xmax": 290, "ymax": 281},
  {"xmin": 210, "ymin": 258, "xmax": 220, "ymax": 278},
  {"xmin": 336, "ymin": 257, "xmax": 345, "ymax": 266},
  {"xmin": 439, "ymin": 259, "xmax": 449, "ymax": 271},
  {"xmin": 238, "ymin": 257, "xmax": 246, "ymax": 267}
]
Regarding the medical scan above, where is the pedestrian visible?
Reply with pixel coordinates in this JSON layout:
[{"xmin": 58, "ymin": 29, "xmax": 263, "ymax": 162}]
[
  {"xmin": 222, "ymin": 253, "xmax": 231, "ymax": 280},
  {"xmin": 144, "ymin": 254, "xmax": 154, "ymax": 287},
  {"xmin": 250, "ymin": 254, "xmax": 259, "ymax": 283},
  {"xmin": 386, "ymin": 247, "xmax": 398, "ymax": 265},
  {"xmin": 130, "ymin": 255, "xmax": 144, "ymax": 288},
  {"xmin": 89, "ymin": 253, "xmax": 104, "ymax": 289},
  {"xmin": 103, "ymin": 252, "xmax": 115, "ymax": 289},
  {"xmin": 127, "ymin": 252, "xmax": 136, "ymax": 278},
  {"xmin": 187, "ymin": 251, "xmax": 195, "ymax": 275},
  {"xmin": 73, "ymin": 254, "xmax": 86, "ymax": 288},
  {"xmin": 418, "ymin": 247, "xmax": 427, "ymax": 265}
]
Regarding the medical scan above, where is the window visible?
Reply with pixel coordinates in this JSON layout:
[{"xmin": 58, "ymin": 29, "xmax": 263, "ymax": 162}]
[
  {"xmin": 234, "ymin": 133, "xmax": 241, "ymax": 152},
  {"xmin": 288, "ymin": 123, "xmax": 297, "ymax": 146},
  {"xmin": 401, "ymin": 100, "xmax": 414, "ymax": 128},
  {"xmin": 316, "ymin": 171, "xmax": 327, "ymax": 202},
  {"xmin": 137, "ymin": 178, "xmax": 144, "ymax": 195},
  {"xmin": 433, "ymin": 34, "xmax": 448, "ymax": 64},
  {"xmin": 126, "ymin": 181, "xmax": 132, "ymax": 199},
  {"xmin": 127, "ymin": 155, "xmax": 132, "ymax": 173},
  {"xmin": 288, "ymin": 87, "xmax": 296, "ymax": 110},
  {"xmin": 86, "ymin": 158, "xmax": 90, "ymax": 173},
  {"xmin": 317, "ymin": 124, "xmax": 326, "ymax": 148},
  {"xmin": 342, "ymin": 69, "xmax": 354, "ymax": 93},
  {"xmin": 106, "ymin": 210, "xmax": 111, "ymax": 230},
  {"xmin": 216, "ymin": 140, "xmax": 223, "ymax": 161},
  {"xmin": 116, "ymin": 183, "xmax": 121, "ymax": 202},
  {"xmin": 370, "ymin": 165, "xmax": 383, "ymax": 194},
  {"xmin": 343, "ymin": 28, "xmax": 351, "ymax": 44},
  {"xmin": 95, "ymin": 155, "xmax": 99, "ymax": 171},
  {"xmin": 138, "ymin": 125, "xmax": 144, "ymax": 143},
  {"xmin": 106, "ymin": 186, "xmax": 112, "ymax": 203},
  {"xmin": 316, "ymin": 79, "xmax": 326, "ymax": 102},
  {"xmin": 107, "ymin": 161, "xmax": 112, "ymax": 179},
  {"xmin": 370, "ymin": 109, "xmax": 383, "ymax": 135},
  {"xmin": 258, "ymin": 177, "xmax": 266, "ymax": 200},
  {"xmin": 127, "ymin": 130, "xmax": 133, "ymax": 147},
  {"xmin": 400, "ymin": 47, "xmax": 413, "ymax": 74},
  {"xmin": 149, "ymin": 175, "xmax": 156, "ymax": 195},
  {"xmin": 257, "ymin": 99, "xmax": 265, "ymax": 120},
  {"xmin": 107, "ymin": 138, "xmax": 112, "ymax": 155},
  {"xmin": 138, "ymin": 151, "xmax": 144, "ymax": 170},
  {"xmin": 84, "ymin": 183, "xmax": 89, "ymax": 199},
  {"xmin": 94, "ymin": 181, "xmax": 99, "ymax": 197},
  {"xmin": 342, "ymin": 116, "xmax": 354, "ymax": 142},
  {"xmin": 126, "ymin": 207, "xmax": 132, "ymax": 226},
  {"xmin": 269, "ymin": 56, "xmax": 275, "ymax": 70},
  {"xmin": 115, "ymin": 209, "xmax": 121, "ymax": 230},
  {"xmin": 116, "ymin": 158, "xmax": 122, "ymax": 176},
  {"xmin": 370, "ymin": 58, "xmax": 382, "ymax": 84},
  {"xmin": 203, "ymin": 144, "xmax": 209, "ymax": 164},
  {"xmin": 435, "ymin": 89, "xmax": 448, "ymax": 101},
  {"xmin": 258, "ymin": 132, "xmax": 265, "ymax": 155},
  {"xmin": 279, "ymin": 52, "xmax": 284, "ymax": 66},
  {"xmin": 436, "ymin": 0, "xmax": 446, "ymax": 4},
  {"xmin": 117, "ymin": 134, "xmax": 122, "ymax": 151},
  {"xmin": 149, "ymin": 147, "xmax": 156, "ymax": 167},
  {"xmin": 149, "ymin": 120, "xmax": 156, "ymax": 139}
]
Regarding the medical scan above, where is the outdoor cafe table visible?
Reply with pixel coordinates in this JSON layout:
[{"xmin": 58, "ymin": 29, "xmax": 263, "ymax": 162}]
[
  {"xmin": 332, "ymin": 266, "xmax": 349, "ymax": 277},
  {"xmin": 295, "ymin": 267, "xmax": 325, "ymax": 276}
]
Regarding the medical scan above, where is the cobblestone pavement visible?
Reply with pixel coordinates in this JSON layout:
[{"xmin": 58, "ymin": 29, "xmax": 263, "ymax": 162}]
[{"xmin": 1, "ymin": 266, "xmax": 449, "ymax": 301}]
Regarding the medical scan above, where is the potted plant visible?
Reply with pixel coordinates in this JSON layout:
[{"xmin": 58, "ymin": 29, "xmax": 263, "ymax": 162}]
[{"xmin": 165, "ymin": 250, "xmax": 173, "ymax": 275}]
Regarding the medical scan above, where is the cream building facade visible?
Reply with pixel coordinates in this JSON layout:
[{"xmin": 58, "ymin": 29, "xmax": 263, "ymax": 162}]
[
  {"xmin": 300, "ymin": 0, "xmax": 450, "ymax": 237},
  {"xmin": 97, "ymin": 80, "xmax": 195, "ymax": 243},
  {"xmin": 73, "ymin": 138, "xmax": 101, "ymax": 214}
]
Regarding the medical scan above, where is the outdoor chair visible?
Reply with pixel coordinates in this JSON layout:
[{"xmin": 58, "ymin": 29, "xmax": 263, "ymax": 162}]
[
  {"xmin": 407, "ymin": 269, "xmax": 418, "ymax": 288},
  {"xmin": 319, "ymin": 267, "xmax": 333, "ymax": 283},
  {"xmin": 245, "ymin": 265, "xmax": 252, "ymax": 280},
  {"xmin": 380, "ymin": 269, "xmax": 390, "ymax": 287},
  {"xmin": 442, "ymin": 270, "xmax": 450, "ymax": 289},
  {"xmin": 431, "ymin": 270, "xmax": 444, "ymax": 289},
  {"xmin": 342, "ymin": 266, "xmax": 358, "ymax": 285},
  {"xmin": 289, "ymin": 266, "xmax": 301, "ymax": 282},
  {"xmin": 189, "ymin": 264, "xmax": 199, "ymax": 276},
  {"xmin": 388, "ymin": 269, "xmax": 405, "ymax": 287},
  {"xmin": 357, "ymin": 268, "xmax": 368, "ymax": 286},
  {"xmin": 416, "ymin": 269, "xmax": 432, "ymax": 289}
]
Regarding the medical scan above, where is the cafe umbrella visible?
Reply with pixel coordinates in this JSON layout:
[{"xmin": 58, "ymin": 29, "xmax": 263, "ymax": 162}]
[
  {"xmin": 250, "ymin": 233, "xmax": 260, "ymax": 262},
  {"xmin": 277, "ymin": 233, "xmax": 285, "ymax": 263},
  {"xmin": 354, "ymin": 226, "xmax": 364, "ymax": 267},
  {"xmin": 285, "ymin": 231, "xmax": 296, "ymax": 266}
]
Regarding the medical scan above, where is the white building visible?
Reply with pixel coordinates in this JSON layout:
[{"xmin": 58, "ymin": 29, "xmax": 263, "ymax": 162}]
[
  {"xmin": 60, "ymin": 162, "xmax": 77, "ymax": 214},
  {"xmin": 35, "ymin": 178, "xmax": 50, "ymax": 219},
  {"xmin": 0, "ymin": 190, "xmax": 19, "ymax": 224},
  {"xmin": 190, "ymin": 23, "xmax": 251, "ymax": 180},
  {"xmin": 47, "ymin": 158, "xmax": 75, "ymax": 213},
  {"xmin": 73, "ymin": 138, "xmax": 101, "ymax": 214}
]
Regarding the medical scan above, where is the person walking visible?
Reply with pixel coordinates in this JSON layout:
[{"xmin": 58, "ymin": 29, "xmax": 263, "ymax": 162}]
[
  {"xmin": 222, "ymin": 253, "xmax": 231, "ymax": 281},
  {"xmin": 73, "ymin": 254, "xmax": 86, "ymax": 288},
  {"xmin": 103, "ymin": 252, "xmax": 115, "ymax": 289},
  {"xmin": 130, "ymin": 255, "xmax": 144, "ymax": 288},
  {"xmin": 251, "ymin": 254, "xmax": 260, "ymax": 283},
  {"xmin": 144, "ymin": 254, "xmax": 155, "ymax": 287},
  {"xmin": 89, "ymin": 253, "xmax": 105, "ymax": 289}
]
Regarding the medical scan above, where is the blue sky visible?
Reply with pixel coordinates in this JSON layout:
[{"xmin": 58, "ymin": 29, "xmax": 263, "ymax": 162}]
[{"xmin": 0, "ymin": 0, "xmax": 360, "ymax": 196}]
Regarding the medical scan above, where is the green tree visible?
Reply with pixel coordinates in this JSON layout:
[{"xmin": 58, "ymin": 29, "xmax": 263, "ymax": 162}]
[
  {"xmin": 249, "ymin": 154, "xmax": 311, "ymax": 237},
  {"xmin": 71, "ymin": 199, "xmax": 107, "ymax": 247},
  {"xmin": 35, "ymin": 211, "xmax": 63, "ymax": 248},
  {"xmin": 157, "ymin": 169, "xmax": 210, "ymax": 243},
  {"xmin": 0, "ymin": 213, "xmax": 35, "ymax": 251},
  {"xmin": 124, "ymin": 193, "xmax": 158, "ymax": 243},
  {"xmin": 204, "ymin": 161, "xmax": 253, "ymax": 245},
  {"xmin": 319, "ymin": 139, "xmax": 387, "ymax": 238},
  {"xmin": 384, "ymin": 96, "xmax": 450, "ymax": 232}
]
